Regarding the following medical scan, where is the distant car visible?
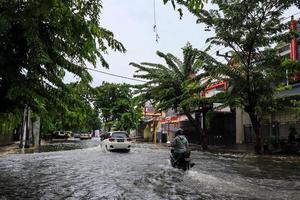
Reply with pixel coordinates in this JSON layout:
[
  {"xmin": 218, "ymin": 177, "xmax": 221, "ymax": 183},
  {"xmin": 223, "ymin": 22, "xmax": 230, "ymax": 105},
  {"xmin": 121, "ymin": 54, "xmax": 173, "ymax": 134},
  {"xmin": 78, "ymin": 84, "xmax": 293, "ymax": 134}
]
[
  {"xmin": 80, "ymin": 132, "xmax": 91, "ymax": 140},
  {"xmin": 101, "ymin": 131, "xmax": 132, "ymax": 152},
  {"xmin": 73, "ymin": 132, "xmax": 81, "ymax": 138},
  {"xmin": 51, "ymin": 131, "xmax": 69, "ymax": 140}
]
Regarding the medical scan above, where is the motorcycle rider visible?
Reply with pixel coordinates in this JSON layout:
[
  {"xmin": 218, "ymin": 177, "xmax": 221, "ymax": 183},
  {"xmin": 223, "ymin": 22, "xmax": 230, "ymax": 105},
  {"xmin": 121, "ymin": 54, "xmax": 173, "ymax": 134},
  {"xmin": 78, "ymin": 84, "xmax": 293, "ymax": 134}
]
[{"xmin": 170, "ymin": 128, "xmax": 190, "ymax": 167}]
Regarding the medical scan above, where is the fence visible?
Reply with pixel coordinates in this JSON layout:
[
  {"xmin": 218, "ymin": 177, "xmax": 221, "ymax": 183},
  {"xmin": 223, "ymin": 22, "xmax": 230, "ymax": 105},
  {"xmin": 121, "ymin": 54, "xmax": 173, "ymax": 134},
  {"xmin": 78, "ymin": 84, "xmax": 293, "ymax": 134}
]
[{"xmin": 244, "ymin": 122, "xmax": 299, "ymax": 143}]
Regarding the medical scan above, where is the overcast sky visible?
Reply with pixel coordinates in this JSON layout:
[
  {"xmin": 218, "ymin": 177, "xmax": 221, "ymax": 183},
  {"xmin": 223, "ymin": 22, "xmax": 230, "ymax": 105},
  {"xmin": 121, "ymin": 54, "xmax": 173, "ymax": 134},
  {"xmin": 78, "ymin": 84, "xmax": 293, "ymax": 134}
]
[{"xmin": 65, "ymin": 1, "xmax": 300, "ymax": 86}]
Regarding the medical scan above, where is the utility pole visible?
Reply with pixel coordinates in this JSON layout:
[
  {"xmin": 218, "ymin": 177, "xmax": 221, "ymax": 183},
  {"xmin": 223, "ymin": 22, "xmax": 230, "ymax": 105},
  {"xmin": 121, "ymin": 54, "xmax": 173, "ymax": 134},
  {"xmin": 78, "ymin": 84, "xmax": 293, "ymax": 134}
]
[{"xmin": 21, "ymin": 105, "xmax": 27, "ymax": 149}]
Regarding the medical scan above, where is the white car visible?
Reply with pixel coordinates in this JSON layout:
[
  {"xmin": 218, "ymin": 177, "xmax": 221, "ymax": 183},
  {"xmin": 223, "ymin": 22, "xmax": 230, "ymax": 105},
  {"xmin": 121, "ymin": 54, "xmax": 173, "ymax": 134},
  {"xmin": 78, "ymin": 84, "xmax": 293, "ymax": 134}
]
[
  {"xmin": 80, "ymin": 132, "xmax": 91, "ymax": 140},
  {"xmin": 101, "ymin": 131, "xmax": 132, "ymax": 151},
  {"xmin": 51, "ymin": 131, "xmax": 68, "ymax": 140}
]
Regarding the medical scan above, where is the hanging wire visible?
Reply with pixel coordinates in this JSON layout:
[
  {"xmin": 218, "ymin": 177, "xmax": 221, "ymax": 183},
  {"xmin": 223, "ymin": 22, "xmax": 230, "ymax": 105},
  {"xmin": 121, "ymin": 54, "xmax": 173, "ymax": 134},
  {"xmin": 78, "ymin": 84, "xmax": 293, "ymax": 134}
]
[
  {"xmin": 85, "ymin": 67, "xmax": 147, "ymax": 83},
  {"xmin": 153, "ymin": 0, "xmax": 160, "ymax": 42}
]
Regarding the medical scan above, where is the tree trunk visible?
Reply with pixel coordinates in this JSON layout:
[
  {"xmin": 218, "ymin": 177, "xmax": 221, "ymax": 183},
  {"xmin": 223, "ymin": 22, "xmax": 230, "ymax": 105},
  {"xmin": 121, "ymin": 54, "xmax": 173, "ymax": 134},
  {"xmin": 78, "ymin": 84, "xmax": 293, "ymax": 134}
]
[
  {"xmin": 25, "ymin": 106, "xmax": 30, "ymax": 148},
  {"xmin": 202, "ymin": 111, "xmax": 208, "ymax": 150},
  {"xmin": 249, "ymin": 112, "xmax": 263, "ymax": 154},
  {"xmin": 183, "ymin": 108, "xmax": 208, "ymax": 150},
  {"xmin": 20, "ymin": 105, "xmax": 27, "ymax": 148}
]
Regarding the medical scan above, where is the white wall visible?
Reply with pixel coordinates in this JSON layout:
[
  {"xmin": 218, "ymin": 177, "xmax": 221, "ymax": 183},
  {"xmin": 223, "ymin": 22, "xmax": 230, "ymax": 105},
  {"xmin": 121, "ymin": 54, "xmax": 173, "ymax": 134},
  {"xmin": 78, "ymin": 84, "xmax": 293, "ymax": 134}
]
[{"xmin": 235, "ymin": 107, "xmax": 252, "ymax": 144}]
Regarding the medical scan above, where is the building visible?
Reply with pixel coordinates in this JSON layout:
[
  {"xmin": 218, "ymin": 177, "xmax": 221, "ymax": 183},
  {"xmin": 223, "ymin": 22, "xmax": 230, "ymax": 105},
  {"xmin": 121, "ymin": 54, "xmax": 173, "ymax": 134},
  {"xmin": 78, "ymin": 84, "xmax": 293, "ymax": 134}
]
[
  {"xmin": 242, "ymin": 16, "xmax": 300, "ymax": 144},
  {"xmin": 143, "ymin": 17, "xmax": 300, "ymax": 146},
  {"xmin": 159, "ymin": 80, "xmax": 236, "ymax": 145}
]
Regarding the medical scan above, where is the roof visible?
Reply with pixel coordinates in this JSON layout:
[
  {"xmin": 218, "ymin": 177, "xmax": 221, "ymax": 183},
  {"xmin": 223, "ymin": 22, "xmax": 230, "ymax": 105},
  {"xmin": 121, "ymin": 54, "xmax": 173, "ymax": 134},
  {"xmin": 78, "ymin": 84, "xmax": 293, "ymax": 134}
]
[{"xmin": 275, "ymin": 83, "xmax": 300, "ymax": 98}]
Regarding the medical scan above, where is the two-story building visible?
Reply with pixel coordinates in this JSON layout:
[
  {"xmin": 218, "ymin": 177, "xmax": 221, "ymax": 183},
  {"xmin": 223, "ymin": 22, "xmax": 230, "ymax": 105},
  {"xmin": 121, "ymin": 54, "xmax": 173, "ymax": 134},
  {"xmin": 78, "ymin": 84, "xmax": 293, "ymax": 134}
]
[{"xmin": 243, "ymin": 16, "xmax": 300, "ymax": 144}]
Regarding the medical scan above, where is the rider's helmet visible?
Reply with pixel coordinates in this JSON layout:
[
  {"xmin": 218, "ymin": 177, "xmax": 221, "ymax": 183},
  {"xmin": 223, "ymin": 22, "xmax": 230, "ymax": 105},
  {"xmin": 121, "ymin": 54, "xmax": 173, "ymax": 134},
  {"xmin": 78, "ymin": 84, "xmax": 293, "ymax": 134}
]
[{"xmin": 175, "ymin": 128, "xmax": 184, "ymax": 136}]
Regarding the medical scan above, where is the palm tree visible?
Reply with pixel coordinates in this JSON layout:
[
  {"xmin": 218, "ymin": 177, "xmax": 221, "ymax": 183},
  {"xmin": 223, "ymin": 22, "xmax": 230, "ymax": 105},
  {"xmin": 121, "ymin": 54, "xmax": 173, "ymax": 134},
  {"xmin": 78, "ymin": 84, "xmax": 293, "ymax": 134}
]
[{"xmin": 130, "ymin": 43, "xmax": 211, "ymax": 150}]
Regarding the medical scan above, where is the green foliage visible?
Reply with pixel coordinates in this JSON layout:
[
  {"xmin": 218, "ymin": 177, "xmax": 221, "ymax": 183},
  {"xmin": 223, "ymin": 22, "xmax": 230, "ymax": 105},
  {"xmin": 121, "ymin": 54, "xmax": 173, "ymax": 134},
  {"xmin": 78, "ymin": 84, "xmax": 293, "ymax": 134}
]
[
  {"xmin": 39, "ymin": 81, "xmax": 101, "ymax": 134},
  {"xmin": 94, "ymin": 82, "xmax": 142, "ymax": 132},
  {"xmin": 0, "ymin": 0, "xmax": 125, "ymax": 136},
  {"xmin": 131, "ymin": 43, "xmax": 210, "ymax": 113},
  {"xmin": 184, "ymin": 1, "xmax": 297, "ymax": 120},
  {"xmin": 162, "ymin": 0, "xmax": 207, "ymax": 19},
  {"xmin": 131, "ymin": 43, "xmax": 214, "ymax": 149},
  {"xmin": 177, "ymin": 0, "xmax": 300, "ymax": 153},
  {"xmin": 0, "ymin": 0, "xmax": 125, "ymax": 116},
  {"xmin": 0, "ymin": 110, "xmax": 22, "ymax": 135},
  {"xmin": 204, "ymin": 110, "xmax": 215, "ymax": 129},
  {"xmin": 281, "ymin": 59, "xmax": 300, "ymax": 84},
  {"xmin": 275, "ymin": 83, "xmax": 292, "ymax": 92}
]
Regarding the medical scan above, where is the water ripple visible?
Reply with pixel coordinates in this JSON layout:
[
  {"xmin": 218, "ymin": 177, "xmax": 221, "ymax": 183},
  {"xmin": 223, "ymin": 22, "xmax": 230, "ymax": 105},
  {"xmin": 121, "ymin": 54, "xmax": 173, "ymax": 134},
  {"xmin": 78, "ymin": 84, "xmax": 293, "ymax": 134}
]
[{"xmin": 0, "ymin": 141, "xmax": 299, "ymax": 199}]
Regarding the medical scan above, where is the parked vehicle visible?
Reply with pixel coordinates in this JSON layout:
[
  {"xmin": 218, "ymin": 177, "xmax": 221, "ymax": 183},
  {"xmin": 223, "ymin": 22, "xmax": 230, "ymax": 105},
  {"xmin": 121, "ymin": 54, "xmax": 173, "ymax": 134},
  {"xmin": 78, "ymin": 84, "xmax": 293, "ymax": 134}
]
[
  {"xmin": 80, "ymin": 132, "xmax": 91, "ymax": 140},
  {"xmin": 100, "ymin": 131, "xmax": 131, "ymax": 152},
  {"xmin": 51, "ymin": 131, "xmax": 69, "ymax": 140},
  {"xmin": 73, "ymin": 132, "xmax": 81, "ymax": 138}
]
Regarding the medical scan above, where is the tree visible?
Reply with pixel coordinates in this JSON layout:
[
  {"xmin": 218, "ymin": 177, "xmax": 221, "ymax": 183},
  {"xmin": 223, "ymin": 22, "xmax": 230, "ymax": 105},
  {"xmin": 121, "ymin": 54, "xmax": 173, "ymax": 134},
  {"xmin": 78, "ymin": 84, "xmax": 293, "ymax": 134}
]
[
  {"xmin": 39, "ymin": 81, "xmax": 101, "ymax": 135},
  {"xmin": 0, "ymin": 0, "xmax": 125, "ymax": 144},
  {"xmin": 180, "ymin": 0, "xmax": 300, "ymax": 154},
  {"xmin": 162, "ymin": 0, "xmax": 207, "ymax": 19},
  {"xmin": 0, "ymin": 0, "xmax": 125, "ymax": 114},
  {"xmin": 131, "ymin": 43, "xmax": 212, "ymax": 150},
  {"xmin": 94, "ymin": 82, "xmax": 142, "ymax": 133}
]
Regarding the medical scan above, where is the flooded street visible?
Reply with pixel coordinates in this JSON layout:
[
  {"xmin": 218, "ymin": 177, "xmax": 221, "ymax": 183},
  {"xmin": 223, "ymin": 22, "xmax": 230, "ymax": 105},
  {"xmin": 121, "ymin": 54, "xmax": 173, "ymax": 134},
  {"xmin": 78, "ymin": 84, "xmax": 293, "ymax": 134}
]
[{"xmin": 0, "ymin": 140, "xmax": 300, "ymax": 200}]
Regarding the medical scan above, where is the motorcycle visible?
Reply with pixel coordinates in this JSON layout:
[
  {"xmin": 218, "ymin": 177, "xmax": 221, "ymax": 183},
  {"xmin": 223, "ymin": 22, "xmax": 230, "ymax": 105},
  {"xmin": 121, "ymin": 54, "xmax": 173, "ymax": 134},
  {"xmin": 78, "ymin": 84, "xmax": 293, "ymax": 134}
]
[{"xmin": 170, "ymin": 149, "xmax": 192, "ymax": 171}]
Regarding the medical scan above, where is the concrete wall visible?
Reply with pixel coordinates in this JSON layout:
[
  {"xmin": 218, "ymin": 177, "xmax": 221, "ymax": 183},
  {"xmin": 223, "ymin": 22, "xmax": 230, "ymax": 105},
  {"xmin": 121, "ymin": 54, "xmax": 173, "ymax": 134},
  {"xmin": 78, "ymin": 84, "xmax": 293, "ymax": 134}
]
[
  {"xmin": 235, "ymin": 107, "xmax": 251, "ymax": 144},
  {"xmin": 32, "ymin": 117, "xmax": 40, "ymax": 146},
  {"xmin": 143, "ymin": 125, "xmax": 151, "ymax": 141}
]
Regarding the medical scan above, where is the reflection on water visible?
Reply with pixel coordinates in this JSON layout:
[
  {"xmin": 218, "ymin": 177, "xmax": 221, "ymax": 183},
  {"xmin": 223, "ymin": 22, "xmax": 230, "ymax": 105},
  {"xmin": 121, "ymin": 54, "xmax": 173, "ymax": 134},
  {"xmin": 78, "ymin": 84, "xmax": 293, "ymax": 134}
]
[
  {"xmin": 0, "ymin": 141, "xmax": 300, "ymax": 200},
  {"xmin": 35, "ymin": 139, "xmax": 100, "ymax": 153}
]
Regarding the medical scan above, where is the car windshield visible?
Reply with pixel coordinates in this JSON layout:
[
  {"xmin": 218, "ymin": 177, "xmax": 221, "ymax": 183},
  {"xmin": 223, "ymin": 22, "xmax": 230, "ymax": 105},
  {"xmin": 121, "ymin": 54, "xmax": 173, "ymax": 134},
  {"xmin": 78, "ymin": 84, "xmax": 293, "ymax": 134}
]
[{"xmin": 112, "ymin": 132, "xmax": 128, "ymax": 138}]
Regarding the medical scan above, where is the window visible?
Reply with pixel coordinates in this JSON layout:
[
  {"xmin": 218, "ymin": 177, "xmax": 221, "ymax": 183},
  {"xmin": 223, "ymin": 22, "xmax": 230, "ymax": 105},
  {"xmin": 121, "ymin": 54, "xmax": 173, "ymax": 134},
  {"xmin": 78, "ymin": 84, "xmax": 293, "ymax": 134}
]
[{"xmin": 112, "ymin": 132, "xmax": 128, "ymax": 138}]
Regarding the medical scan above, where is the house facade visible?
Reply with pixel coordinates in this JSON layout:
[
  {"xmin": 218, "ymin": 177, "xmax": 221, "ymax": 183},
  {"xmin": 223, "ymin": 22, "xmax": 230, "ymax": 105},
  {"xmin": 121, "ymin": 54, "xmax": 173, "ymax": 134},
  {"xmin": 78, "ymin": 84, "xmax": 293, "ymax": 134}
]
[
  {"xmin": 141, "ymin": 17, "xmax": 300, "ymax": 146},
  {"xmin": 242, "ymin": 16, "xmax": 300, "ymax": 144},
  {"xmin": 158, "ymin": 80, "xmax": 235, "ymax": 145}
]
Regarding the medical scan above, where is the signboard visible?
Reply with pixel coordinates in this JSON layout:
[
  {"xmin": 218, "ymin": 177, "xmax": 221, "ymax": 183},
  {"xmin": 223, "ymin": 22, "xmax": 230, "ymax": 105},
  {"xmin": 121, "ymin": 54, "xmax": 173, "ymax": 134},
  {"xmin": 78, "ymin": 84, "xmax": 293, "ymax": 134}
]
[
  {"xmin": 144, "ymin": 102, "xmax": 161, "ymax": 116},
  {"xmin": 213, "ymin": 103, "xmax": 231, "ymax": 113}
]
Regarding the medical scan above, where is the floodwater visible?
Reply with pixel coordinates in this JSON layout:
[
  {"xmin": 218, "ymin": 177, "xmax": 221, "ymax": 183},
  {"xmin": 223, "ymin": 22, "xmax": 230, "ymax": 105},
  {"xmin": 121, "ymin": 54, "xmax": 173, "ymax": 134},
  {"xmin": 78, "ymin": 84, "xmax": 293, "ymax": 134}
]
[{"xmin": 0, "ymin": 139, "xmax": 299, "ymax": 200}]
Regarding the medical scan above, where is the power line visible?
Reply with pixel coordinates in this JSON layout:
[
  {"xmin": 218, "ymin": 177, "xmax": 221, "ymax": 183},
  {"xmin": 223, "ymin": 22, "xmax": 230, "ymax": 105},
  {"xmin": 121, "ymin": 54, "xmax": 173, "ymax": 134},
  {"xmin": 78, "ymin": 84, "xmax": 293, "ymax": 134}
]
[
  {"xmin": 200, "ymin": 42, "xmax": 211, "ymax": 51},
  {"xmin": 282, "ymin": 11, "xmax": 300, "ymax": 21},
  {"xmin": 209, "ymin": 46, "xmax": 227, "ymax": 55},
  {"xmin": 207, "ymin": 45, "xmax": 220, "ymax": 54},
  {"xmin": 85, "ymin": 67, "xmax": 147, "ymax": 83}
]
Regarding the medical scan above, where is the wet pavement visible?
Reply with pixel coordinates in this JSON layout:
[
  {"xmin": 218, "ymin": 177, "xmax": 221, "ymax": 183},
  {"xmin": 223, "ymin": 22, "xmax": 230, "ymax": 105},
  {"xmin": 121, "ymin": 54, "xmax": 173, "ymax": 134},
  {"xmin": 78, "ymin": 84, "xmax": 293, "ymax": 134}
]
[{"xmin": 0, "ymin": 139, "xmax": 300, "ymax": 200}]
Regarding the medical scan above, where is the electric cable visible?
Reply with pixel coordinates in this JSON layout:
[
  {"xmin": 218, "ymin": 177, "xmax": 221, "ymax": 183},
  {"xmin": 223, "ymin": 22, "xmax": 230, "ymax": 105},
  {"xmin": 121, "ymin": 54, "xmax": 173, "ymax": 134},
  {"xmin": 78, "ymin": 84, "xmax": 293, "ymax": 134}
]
[{"xmin": 85, "ymin": 67, "xmax": 147, "ymax": 83}]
